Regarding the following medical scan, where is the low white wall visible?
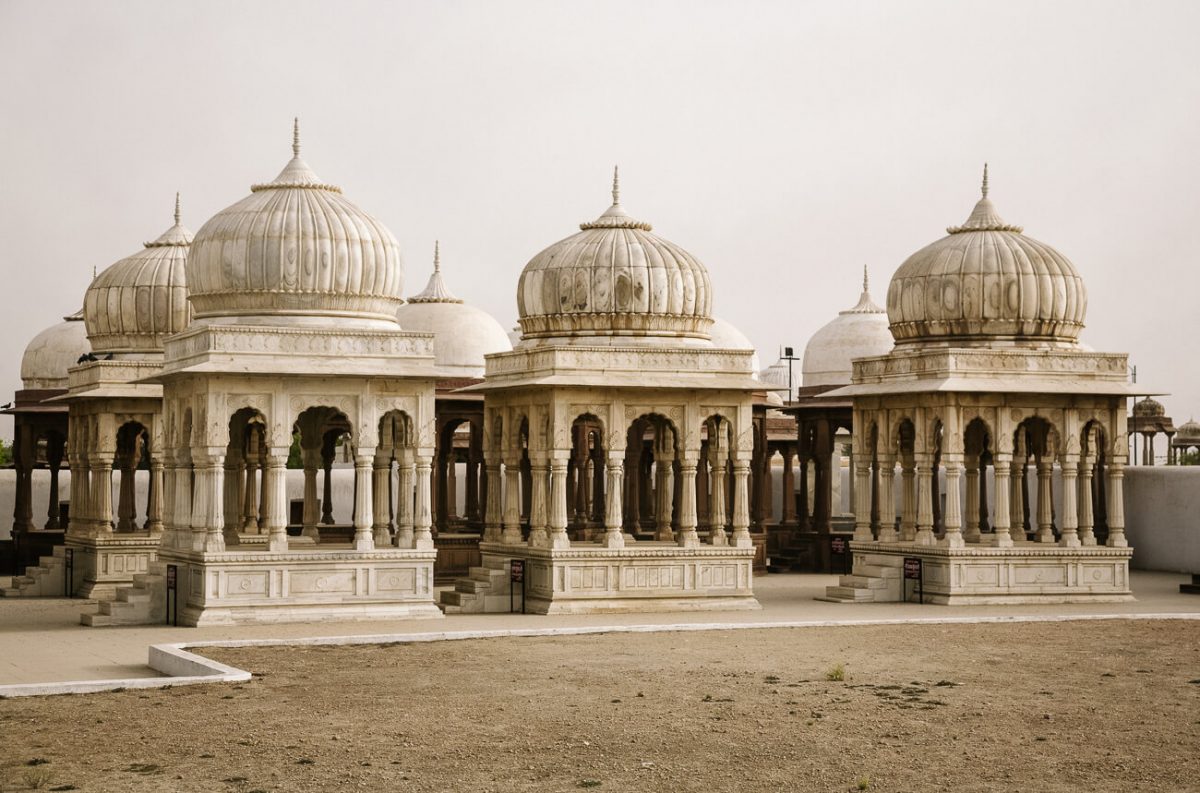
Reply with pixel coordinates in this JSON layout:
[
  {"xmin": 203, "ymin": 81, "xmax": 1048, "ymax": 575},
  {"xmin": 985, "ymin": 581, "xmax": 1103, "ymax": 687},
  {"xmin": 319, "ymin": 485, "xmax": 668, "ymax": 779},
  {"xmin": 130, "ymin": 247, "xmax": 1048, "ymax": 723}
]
[{"xmin": 1124, "ymin": 467, "xmax": 1200, "ymax": 573}]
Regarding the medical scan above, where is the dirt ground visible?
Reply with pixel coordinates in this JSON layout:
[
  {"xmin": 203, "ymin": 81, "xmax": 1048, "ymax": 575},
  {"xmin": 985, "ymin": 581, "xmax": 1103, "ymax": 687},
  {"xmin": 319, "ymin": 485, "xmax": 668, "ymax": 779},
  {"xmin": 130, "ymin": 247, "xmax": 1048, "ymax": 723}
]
[{"xmin": 1, "ymin": 619, "xmax": 1198, "ymax": 793}]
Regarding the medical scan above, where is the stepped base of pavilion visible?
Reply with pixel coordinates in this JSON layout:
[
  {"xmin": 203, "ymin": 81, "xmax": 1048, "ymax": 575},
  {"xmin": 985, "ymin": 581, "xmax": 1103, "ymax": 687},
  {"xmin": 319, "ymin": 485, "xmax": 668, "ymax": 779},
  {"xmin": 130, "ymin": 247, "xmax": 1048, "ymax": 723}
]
[
  {"xmin": 821, "ymin": 541, "xmax": 1134, "ymax": 605},
  {"xmin": 472, "ymin": 541, "xmax": 760, "ymax": 615},
  {"xmin": 156, "ymin": 546, "xmax": 443, "ymax": 626},
  {"xmin": 66, "ymin": 533, "xmax": 160, "ymax": 600}
]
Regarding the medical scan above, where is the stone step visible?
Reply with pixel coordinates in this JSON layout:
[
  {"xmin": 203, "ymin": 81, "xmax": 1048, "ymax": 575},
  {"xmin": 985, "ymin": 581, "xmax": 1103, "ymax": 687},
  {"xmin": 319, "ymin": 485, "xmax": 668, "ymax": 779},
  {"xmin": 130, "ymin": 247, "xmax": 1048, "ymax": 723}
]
[
  {"xmin": 839, "ymin": 574, "xmax": 888, "ymax": 589},
  {"xmin": 455, "ymin": 579, "xmax": 492, "ymax": 594},
  {"xmin": 80, "ymin": 613, "xmax": 114, "ymax": 627},
  {"xmin": 856, "ymin": 564, "xmax": 901, "ymax": 579},
  {"xmin": 469, "ymin": 567, "xmax": 507, "ymax": 584},
  {"xmin": 824, "ymin": 585, "xmax": 875, "ymax": 601},
  {"xmin": 439, "ymin": 604, "xmax": 463, "ymax": 615},
  {"xmin": 116, "ymin": 588, "xmax": 151, "ymax": 603},
  {"xmin": 439, "ymin": 590, "xmax": 471, "ymax": 607}
]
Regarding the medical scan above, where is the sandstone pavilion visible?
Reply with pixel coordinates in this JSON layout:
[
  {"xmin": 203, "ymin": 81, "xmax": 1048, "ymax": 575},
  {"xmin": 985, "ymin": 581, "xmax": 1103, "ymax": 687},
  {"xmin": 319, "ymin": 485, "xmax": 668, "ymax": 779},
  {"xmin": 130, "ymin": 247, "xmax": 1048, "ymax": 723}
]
[
  {"xmin": 441, "ymin": 169, "xmax": 763, "ymax": 614},
  {"xmin": 823, "ymin": 167, "xmax": 1136, "ymax": 604}
]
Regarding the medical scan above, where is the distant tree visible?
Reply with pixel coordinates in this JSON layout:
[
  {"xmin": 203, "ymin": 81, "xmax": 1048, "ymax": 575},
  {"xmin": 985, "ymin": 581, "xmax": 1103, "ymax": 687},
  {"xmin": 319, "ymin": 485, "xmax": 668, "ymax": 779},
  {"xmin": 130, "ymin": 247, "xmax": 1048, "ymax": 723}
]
[
  {"xmin": 286, "ymin": 431, "xmax": 302, "ymax": 469},
  {"xmin": 1179, "ymin": 449, "xmax": 1200, "ymax": 466},
  {"xmin": 0, "ymin": 438, "xmax": 12, "ymax": 467}
]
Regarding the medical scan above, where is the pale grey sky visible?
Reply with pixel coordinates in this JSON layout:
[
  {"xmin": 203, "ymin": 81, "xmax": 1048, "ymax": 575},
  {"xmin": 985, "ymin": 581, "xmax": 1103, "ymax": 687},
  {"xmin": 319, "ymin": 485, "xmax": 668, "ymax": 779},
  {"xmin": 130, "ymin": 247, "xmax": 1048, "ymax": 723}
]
[{"xmin": 2, "ymin": 0, "xmax": 1198, "ymax": 439}]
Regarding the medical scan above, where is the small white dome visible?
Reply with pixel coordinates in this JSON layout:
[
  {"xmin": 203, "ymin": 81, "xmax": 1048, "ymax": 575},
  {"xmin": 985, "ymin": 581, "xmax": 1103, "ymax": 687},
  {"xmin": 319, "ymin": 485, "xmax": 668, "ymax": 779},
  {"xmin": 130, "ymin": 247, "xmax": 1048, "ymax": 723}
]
[
  {"xmin": 709, "ymin": 316, "xmax": 760, "ymax": 374},
  {"xmin": 20, "ymin": 314, "xmax": 90, "ymax": 389},
  {"xmin": 802, "ymin": 269, "xmax": 892, "ymax": 387},
  {"xmin": 395, "ymin": 244, "xmax": 512, "ymax": 377}
]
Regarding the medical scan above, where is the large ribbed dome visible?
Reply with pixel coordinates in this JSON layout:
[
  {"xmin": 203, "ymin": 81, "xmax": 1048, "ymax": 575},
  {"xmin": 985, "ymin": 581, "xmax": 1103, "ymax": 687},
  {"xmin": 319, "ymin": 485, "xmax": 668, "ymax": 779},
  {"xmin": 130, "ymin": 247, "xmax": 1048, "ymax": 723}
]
[
  {"xmin": 395, "ymin": 243, "xmax": 512, "ymax": 377},
  {"xmin": 886, "ymin": 166, "xmax": 1087, "ymax": 345},
  {"xmin": 709, "ymin": 316, "xmax": 760, "ymax": 373},
  {"xmin": 186, "ymin": 120, "xmax": 403, "ymax": 325},
  {"xmin": 516, "ymin": 168, "xmax": 713, "ymax": 344},
  {"xmin": 83, "ymin": 196, "xmax": 191, "ymax": 355},
  {"xmin": 21, "ymin": 312, "xmax": 90, "ymax": 389},
  {"xmin": 803, "ymin": 268, "xmax": 893, "ymax": 387}
]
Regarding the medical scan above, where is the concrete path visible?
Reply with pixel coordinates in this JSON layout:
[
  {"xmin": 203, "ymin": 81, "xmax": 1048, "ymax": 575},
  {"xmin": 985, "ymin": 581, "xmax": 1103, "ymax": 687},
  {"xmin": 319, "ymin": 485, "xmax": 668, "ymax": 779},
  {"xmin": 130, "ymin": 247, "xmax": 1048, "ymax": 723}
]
[{"xmin": 0, "ymin": 571, "xmax": 1197, "ymax": 689}]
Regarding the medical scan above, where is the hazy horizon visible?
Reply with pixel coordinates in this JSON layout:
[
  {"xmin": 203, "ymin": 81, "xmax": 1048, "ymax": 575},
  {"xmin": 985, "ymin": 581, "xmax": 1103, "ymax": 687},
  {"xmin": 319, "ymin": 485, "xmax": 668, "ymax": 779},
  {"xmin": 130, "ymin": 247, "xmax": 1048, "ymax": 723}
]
[{"xmin": 2, "ymin": 0, "xmax": 1198, "ymax": 441}]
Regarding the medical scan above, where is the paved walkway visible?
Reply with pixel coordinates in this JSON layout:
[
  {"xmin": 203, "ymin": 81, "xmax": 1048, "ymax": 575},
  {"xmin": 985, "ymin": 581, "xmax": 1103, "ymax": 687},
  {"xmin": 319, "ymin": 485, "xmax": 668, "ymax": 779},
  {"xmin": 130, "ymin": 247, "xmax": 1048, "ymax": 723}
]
[{"xmin": 1, "ymin": 571, "xmax": 1197, "ymax": 687}]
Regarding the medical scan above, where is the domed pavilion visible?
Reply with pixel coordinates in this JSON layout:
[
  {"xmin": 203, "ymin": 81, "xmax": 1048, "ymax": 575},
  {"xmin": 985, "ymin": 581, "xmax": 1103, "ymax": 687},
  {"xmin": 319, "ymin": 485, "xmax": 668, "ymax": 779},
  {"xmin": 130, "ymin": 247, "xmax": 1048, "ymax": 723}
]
[
  {"xmin": 150, "ymin": 121, "xmax": 442, "ymax": 626},
  {"xmin": 442, "ymin": 168, "xmax": 762, "ymax": 614},
  {"xmin": 823, "ymin": 166, "xmax": 1137, "ymax": 604}
]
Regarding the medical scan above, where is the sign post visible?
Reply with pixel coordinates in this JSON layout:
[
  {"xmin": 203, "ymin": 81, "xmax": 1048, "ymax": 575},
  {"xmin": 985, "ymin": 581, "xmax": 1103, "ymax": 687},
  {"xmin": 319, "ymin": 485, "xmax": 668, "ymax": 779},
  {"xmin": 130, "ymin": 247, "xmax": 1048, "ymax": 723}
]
[
  {"xmin": 63, "ymin": 547, "xmax": 73, "ymax": 598},
  {"xmin": 165, "ymin": 564, "xmax": 178, "ymax": 626},
  {"xmin": 903, "ymin": 556, "xmax": 923, "ymax": 604},
  {"xmin": 510, "ymin": 559, "xmax": 525, "ymax": 614},
  {"xmin": 830, "ymin": 536, "xmax": 851, "ymax": 574}
]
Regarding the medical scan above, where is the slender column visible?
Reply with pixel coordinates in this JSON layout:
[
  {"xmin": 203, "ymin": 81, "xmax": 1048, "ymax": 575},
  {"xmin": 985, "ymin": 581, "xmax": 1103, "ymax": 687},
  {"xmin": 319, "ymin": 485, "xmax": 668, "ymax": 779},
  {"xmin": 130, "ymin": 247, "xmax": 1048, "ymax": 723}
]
[
  {"xmin": 352, "ymin": 455, "xmax": 374, "ymax": 551},
  {"xmin": 963, "ymin": 455, "xmax": 980, "ymax": 542},
  {"xmin": 482, "ymin": 461, "xmax": 502, "ymax": 543},
  {"xmin": 709, "ymin": 448, "xmax": 729, "ymax": 546},
  {"xmin": 67, "ymin": 441, "xmax": 84, "ymax": 537},
  {"xmin": 1078, "ymin": 457, "xmax": 1096, "ymax": 546},
  {"xmin": 1009, "ymin": 458, "xmax": 1026, "ymax": 543},
  {"xmin": 146, "ymin": 458, "xmax": 164, "ymax": 535},
  {"xmin": 797, "ymin": 457, "xmax": 810, "ymax": 530},
  {"xmin": 301, "ymin": 449, "xmax": 321, "ymax": 542},
  {"xmin": 189, "ymin": 460, "xmax": 208, "ymax": 552},
  {"xmin": 528, "ymin": 460, "xmax": 549, "ymax": 547},
  {"xmin": 202, "ymin": 452, "xmax": 226, "ymax": 553},
  {"xmin": 548, "ymin": 457, "xmax": 570, "ymax": 549},
  {"xmin": 320, "ymin": 440, "xmax": 336, "ymax": 525},
  {"xmin": 223, "ymin": 454, "xmax": 243, "ymax": 544},
  {"xmin": 12, "ymin": 424, "xmax": 34, "ymax": 534},
  {"xmin": 1036, "ymin": 459, "xmax": 1055, "ymax": 543},
  {"xmin": 501, "ymin": 458, "xmax": 523, "ymax": 544},
  {"xmin": 877, "ymin": 457, "xmax": 897, "ymax": 542},
  {"xmin": 1106, "ymin": 462, "xmax": 1127, "ymax": 547},
  {"xmin": 372, "ymin": 453, "xmax": 391, "ymax": 547},
  {"xmin": 677, "ymin": 458, "xmax": 700, "ymax": 548},
  {"xmin": 242, "ymin": 457, "xmax": 260, "ymax": 531},
  {"xmin": 91, "ymin": 453, "xmax": 114, "ymax": 535},
  {"xmin": 1059, "ymin": 459, "xmax": 1081, "ymax": 547},
  {"xmin": 991, "ymin": 452, "xmax": 1013, "ymax": 547},
  {"xmin": 116, "ymin": 450, "xmax": 137, "ymax": 532},
  {"xmin": 914, "ymin": 458, "xmax": 935, "ymax": 545},
  {"xmin": 731, "ymin": 458, "xmax": 752, "ymax": 548},
  {"xmin": 602, "ymin": 454, "xmax": 625, "ymax": 548},
  {"xmin": 413, "ymin": 455, "xmax": 434, "ymax": 549},
  {"xmin": 978, "ymin": 457, "xmax": 990, "ymax": 533},
  {"xmin": 781, "ymin": 448, "xmax": 797, "ymax": 524},
  {"xmin": 655, "ymin": 457, "xmax": 675, "ymax": 542},
  {"xmin": 173, "ymin": 459, "xmax": 192, "ymax": 550},
  {"xmin": 899, "ymin": 461, "xmax": 915, "ymax": 541},
  {"xmin": 853, "ymin": 462, "xmax": 873, "ymax": 541},
  {"xmin": 46, "ymin": 437, "xmax": 64, "ymax": 530},
  {"xmin": 264, "ymin": 449, "xmax": 289, "ymax": 552},
  {"xmin": 624, "ymin": 442, "xmax": 640, "ymax": 531},
  {"xmin": 592, "ymin": 448, "xmax": 606, "ymax": 524},
  {"xmin": 395, "ymin": 454, "xmax": 415, "ymax": 548},
  {"xmin": 465, "ymin": 456, "xmax": 480, "ymax": 523},
  {"xmin": 160, "ymin": 455, "xmax": 176, "ymax": 547},
  {"xmin": 941, "ymin": 458, "xmax": 964, "ymax": 548},
  {"xmin": 447, "ymin": 452, "xmax": 459, "ymax": 520}
]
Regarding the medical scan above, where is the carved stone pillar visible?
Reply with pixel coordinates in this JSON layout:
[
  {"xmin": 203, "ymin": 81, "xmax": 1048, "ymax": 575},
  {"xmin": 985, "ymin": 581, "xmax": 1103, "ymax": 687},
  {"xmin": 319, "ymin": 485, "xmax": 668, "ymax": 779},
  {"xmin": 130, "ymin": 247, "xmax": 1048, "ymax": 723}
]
[
  {"xmin": 352, "ymin": 455, "xmax": 374, "ymax": 551},
  {"xmin": 899, "ymin": 461, "xmax": 915, "ymax": 542},
  {"xmin": 1106, "ymin": 462, "xmax": 1127, "ymax": 547},
  {"xmin": 1036, "ymin": 459, "xmax": 1055, "ymax": 543},
  {"xmin": 91, "ymin": 453, "xmax": 114, "ymax": 535},
  {"xmin": 146, "ymin": 458, "xmax": 164, "ymax": 536},
  {"xmin": 264, "ymin": 450, "xmax": 289, "ymax": 552},
  {"xmin": 603, "ymin": 454, "xmax": 625, "ymax": 548},
  {"xmin": 482, "ymin": 461, "xmax": 502, "ymax": 543},
  {"xmin": 116, "ymin": 448, "xmax": 137, "ymax": 532},
  {"xmin": 46, "ymin": 435, "xmax": 64, "ymax": 530},
  {"xmin": 501, "ymin": 459, "xmax": 523, "ymax": 544},
  {"xmin": 242, "ymin": 457, "xmax": 260, "ymax": 532},
  {"xmin": 201, "ymin": 452, "xmax": 226, "ymax": 553},
  {"xmin": 591, "ymin": 447, "xmax": 606, "ymax": 524},
  {"xmin": 781, "ymin": 447, "xmax": 796, "ymax": 525},
  {"xmin": 528, "ymin": 460, "xmax": 549, "ymax": 547},
  {"xmin": 654, "ymin": 457, "xmax": 675, "ymax": 542},
  {"xmin": 395, "ymin": 454, "xmax": 415, "ymax": 549},
  {"xmin": 222, "ymin": 453, "xmax": 242, "ymax": 546},
  {"xmin": 372, "ymin": 453, "xmax": 391, "ymax": 547},
  {"xmin": 964, "ymin": 454, "xmax": 981, "ymax": 543},
  {"xmin": 413, "ymin": 456, "xmax": 434, "ymax": 550},
  {"xmin": 1009, "ymin": 458, "xmax": 1026, "ymax": 543},
  {"xmin": 990, "ymin": 452, "xmax": 1013, "ymax": 548},
  {"xmin": 709, "ymin": 447, "xmax": 728, "ymax": 546},
  {"xmin": 941, "ymin": 458, "xmax": 965, "ymax": 548},
  {"xmin": 548, "ymin": 457, "xmax": 570, "ymax": 549},
  {"xmin": 853, "ymin": 462, "xmax": 873, "ymax": 541},
  {"xmin": 914, "ymin": 458, "xmax": 935, "ymax": 545},
  {"xmin": 731, "ymin": 458, "xmax": 752, "ymax": 548},
  {"xmin": 172, "ymin": 458, "xmax": 191, "ymax": 550},
  {"xmin": 320, "ymin": 437, "xmax": 336, "ymax": 525},
  {"xmin": 1059, "ymin": 459, "xmax": 1080, "ymax": 547},
  {"xmin": 877, "ymin": 456, "xmax": 897, "ymax": 542},
  {"xmin": 677, "ymin": 458, "xmax": 700, "ymax": 548},
  {"xmin": 302, "ymin": 448, "xmax": 321, "ymax": 542},
  {"xmin": 1078, "ymin": 457, "xmax": 1096, "ymax": 546}
]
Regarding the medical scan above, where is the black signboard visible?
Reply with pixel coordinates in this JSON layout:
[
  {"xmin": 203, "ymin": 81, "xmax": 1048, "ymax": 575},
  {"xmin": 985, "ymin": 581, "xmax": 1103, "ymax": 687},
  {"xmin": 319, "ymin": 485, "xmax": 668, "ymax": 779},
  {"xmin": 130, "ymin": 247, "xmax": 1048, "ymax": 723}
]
[
  {"xmin": 63, "ymin": 547, "xmax": 73, "ymax": 598},
  {"xmin": 830, "ymin": 536, "xmax": 851, "ymax": 574},
  {"xmin": 903, "ymin": 557, "xmax": 923, "ymax": 604},
  {"xmin": 510, "ymin": 559, "xmax": 526, "ymax": 614},
  {"xmin": 165, "ymin": 564, "xmax": 179, "ymax": 626}
]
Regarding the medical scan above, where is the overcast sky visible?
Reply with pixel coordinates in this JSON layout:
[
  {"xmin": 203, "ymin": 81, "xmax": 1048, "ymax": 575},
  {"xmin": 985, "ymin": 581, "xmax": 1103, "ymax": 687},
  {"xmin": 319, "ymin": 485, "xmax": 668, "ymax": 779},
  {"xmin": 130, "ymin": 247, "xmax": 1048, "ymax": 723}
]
[{"xmin": 2, "ymin": 0, "xmax": 1198, "ymax": 439}]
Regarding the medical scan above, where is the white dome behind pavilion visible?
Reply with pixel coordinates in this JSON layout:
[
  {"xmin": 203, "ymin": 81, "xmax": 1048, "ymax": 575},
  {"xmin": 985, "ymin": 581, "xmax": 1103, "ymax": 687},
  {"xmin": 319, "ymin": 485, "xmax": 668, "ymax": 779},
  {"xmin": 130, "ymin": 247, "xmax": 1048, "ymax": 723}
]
[
  {"xmin": 395, "ymin": 242, "xmax": 512, "ymax": 378},
  {"xmin": 802, "ymin": 267, "xmax": 892, "ymax": 387},
  {"xmin": 709, "ymin": 316, "xmax": 760, "ymax": 374},
  {"xmin": 20, "ymin": 312, "xmax": 90, "ymax": 389}
]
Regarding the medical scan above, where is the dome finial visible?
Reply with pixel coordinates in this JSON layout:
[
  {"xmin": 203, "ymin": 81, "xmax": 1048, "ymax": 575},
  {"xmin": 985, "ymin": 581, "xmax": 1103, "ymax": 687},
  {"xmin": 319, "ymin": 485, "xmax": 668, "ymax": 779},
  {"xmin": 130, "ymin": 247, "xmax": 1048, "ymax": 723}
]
[
  {"xmin": 612, "ymin": 165, "xmax": 620, "ymax": 206},
  {"xmin": 433, "ymin": 240, "xmax": 441, "ymax": 273},
  {"xmin": 293, "ymin": 117, "xmax": 301, "ymax": 158},
  {"xmin": 173, "ymin": 192, "xmax": 181, "ymax": 225},
  {"xmin": 863, "ymin": 264, "xmax": 869, "ymax": 293},
  {"xmin": 981, "ymin": 162, "xmax": 989, "ymax": 199}
]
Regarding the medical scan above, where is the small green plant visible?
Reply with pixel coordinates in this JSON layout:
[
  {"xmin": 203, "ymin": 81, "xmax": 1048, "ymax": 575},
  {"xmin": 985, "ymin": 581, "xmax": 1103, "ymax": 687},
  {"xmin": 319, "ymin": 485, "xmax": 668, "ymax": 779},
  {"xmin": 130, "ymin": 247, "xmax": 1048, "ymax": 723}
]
[
  {"xmin": 856, "ymin": 776, "xmax": 871, "ymax": 790},
  {"xmin": 22, "ymin": 768, "xmax": 53, "ymax": 789},
  {"xmin": 825, "ymin": 663, "xmax": 846, "ymax": 682},
  {"xmin": 578, "ymin": 781, "xmax": 602, "ymax": 789}
]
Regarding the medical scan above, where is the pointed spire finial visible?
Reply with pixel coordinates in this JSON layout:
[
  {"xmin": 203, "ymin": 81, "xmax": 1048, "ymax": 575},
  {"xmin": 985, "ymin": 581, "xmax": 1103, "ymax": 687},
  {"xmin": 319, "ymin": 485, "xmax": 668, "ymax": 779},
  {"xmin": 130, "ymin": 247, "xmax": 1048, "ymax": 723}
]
[
  {"xmin": 863, "ymin": 264, "xmax": 869, "ymax": 293},
  {"xmin": 92, "ymin": 264, "xmax": 97, "ymax": 279},
  {"xmin": 173, "ymin": 192, "xmax": 181, "ymax": 225},
  {"xmin": 293, "ymin": 117, "xmax": 301, "ymax": 158},
  {"xmin": 433, "ymin": 240, "xmax": 441, "ymax": 273},
  {"xmin": 981, "ymin": 162, "xmax": 989, "ymax": 199},
  {"xmin": 612, "ymin": 165, "xmax": 620, "ymax": 205}
]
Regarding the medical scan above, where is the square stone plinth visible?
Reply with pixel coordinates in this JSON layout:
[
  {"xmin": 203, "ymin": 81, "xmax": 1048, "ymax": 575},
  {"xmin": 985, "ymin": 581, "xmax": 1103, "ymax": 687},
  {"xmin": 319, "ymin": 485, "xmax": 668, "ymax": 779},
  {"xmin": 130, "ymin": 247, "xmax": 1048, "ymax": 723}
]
[
  {"xmin": 479, "ymin": 541, "xmax": 760, "ymax": 615},
  {"xmin": 66, "ymin": 534, "xmax": 160, "ymax": 600},
  {"xmin": 158, "ymin": 547, "xmax": 443, "ymax": 626}
]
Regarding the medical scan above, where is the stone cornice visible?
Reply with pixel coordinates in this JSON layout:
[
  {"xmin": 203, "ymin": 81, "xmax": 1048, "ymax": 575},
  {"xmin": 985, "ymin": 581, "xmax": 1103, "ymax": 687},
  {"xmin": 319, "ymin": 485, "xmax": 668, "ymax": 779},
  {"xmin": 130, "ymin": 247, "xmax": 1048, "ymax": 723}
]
[{"xmin": 852, "ymin": 347, "xmax": 1129, "ymax": 384}]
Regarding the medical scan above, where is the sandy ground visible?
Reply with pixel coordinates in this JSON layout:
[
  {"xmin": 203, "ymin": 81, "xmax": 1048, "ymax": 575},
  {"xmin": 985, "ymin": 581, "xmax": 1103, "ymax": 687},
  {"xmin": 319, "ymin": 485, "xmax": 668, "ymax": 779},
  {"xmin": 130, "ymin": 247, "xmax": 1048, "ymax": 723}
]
[{"xmin": 1, "ymin": 619, "xmax": 1198, "ymax": 793}]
